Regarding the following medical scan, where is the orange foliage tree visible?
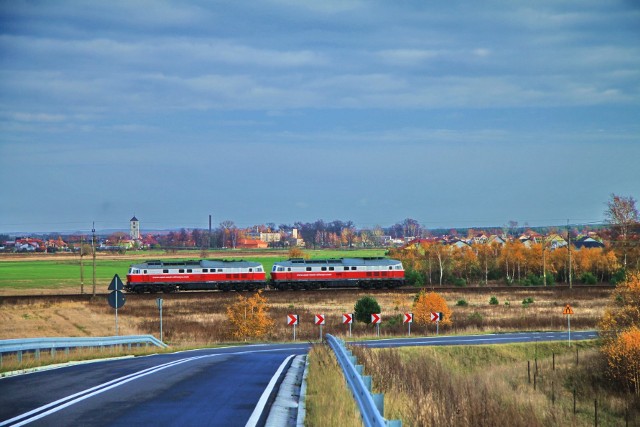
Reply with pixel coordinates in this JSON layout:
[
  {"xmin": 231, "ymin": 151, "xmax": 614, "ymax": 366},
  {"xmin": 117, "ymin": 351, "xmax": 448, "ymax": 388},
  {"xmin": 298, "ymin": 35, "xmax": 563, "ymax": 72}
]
[
  {"xmin": 412, "ymin": 291, "xmax": 452, "ymax": 326},
  {"xmin": 602, "ymin": 326, "xmax": 640, "ymax": 395},
  {"xmin": 226, "ymin": 290, "xmax": 275, "ymax": 340},
  {"xmin": 599, "ymin": 271, "xmax": 640, "ymax": 394}
]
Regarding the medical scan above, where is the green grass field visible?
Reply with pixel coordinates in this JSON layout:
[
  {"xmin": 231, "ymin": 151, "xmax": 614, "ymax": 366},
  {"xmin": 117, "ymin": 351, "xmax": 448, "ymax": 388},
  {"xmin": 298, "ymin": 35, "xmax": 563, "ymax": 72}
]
[{"xmin": 0, "ymin": 249, "xmax": 387, "ymax": 291}]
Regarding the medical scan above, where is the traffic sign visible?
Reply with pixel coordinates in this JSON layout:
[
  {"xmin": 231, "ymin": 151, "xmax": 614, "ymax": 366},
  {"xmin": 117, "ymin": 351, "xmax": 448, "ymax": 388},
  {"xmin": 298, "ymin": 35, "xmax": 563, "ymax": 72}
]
[
  {"xmin": 314, "ymin": 314, "xmax": 325, "ymax": 325},
  {"xmin": 430, "ymin": 312, "xmax": 441, "ymax": 322},
  {"xmin": 287, "ymin": 314, "xmax": 299, "ymax": 326},
  {"xmin": 563, "ymin": 304, "xmax": 574, "ymax": 315},
  {"xmin": 108, "ymin": 290, "xmax": 125, "ymax": 309},
  {"xmin": 371, "ymin": 313, "xmax": 381, "ymax": 324},
  {"xmin": 403, "ymin": 313, "xmax": 413, "ymax": 324},
  {"xmin": 342, "ymin": 313, "xmax": 353, "ymax": 324},
  {"xmin": 108, "ymin": 274, "xmax": 124, "ymax": 291}
]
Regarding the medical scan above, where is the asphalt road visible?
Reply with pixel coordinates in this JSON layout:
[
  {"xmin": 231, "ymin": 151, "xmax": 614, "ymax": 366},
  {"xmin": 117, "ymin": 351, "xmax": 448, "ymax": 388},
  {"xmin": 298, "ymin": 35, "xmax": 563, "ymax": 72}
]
[
  {"xmin": 0, "ymin": 344, "xmax": 309, "ymax": 427},
  {"xmin": 0, "ymin": 330, "xmax": 597, "ymax": 426}
]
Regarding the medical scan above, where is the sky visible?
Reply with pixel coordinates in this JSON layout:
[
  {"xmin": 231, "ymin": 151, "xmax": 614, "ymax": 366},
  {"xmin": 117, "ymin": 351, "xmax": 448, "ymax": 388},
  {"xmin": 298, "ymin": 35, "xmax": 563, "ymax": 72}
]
[{"xmin": 1, "ymin": 0, "xmax": 639, "ymax": 234}]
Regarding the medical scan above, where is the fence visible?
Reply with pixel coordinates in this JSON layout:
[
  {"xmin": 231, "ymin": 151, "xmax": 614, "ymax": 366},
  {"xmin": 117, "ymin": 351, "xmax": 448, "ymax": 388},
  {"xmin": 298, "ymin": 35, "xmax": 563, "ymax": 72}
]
[
  {"xmin": 0, "ymin": 335, "xmax": 167, "ymax": 367},
  {"xmin": 325, "ymin": 334, "xmax": 401, "ymax": 427}
]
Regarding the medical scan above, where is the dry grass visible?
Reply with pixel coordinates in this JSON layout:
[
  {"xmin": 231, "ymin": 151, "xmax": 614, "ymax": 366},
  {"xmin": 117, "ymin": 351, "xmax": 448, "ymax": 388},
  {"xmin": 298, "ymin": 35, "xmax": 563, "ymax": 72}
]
[
  {"xmin": 0, "ymin": 288, "xmax": 611, "ymax": 345},
  {"xmin": 304, "ymin": 344, "xmax": 363, "ymax": 427},
  {"xmin": 351, "ymin": 343, "xmax": 639, "ymax": 427}
]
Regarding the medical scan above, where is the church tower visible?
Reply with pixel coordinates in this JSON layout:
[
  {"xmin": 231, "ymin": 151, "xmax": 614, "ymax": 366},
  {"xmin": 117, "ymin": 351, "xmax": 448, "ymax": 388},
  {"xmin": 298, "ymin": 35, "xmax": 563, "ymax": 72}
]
[{"xmin": 130, "ymin": 216, "xmax": 140, "ymax": 240}]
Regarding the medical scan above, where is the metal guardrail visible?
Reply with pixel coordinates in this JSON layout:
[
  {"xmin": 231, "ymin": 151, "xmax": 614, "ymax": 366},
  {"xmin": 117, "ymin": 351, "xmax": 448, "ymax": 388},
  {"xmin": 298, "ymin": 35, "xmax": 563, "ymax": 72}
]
[
  {"xmin": 0, "ymin": 335, "xmax": 167, "ymax": 366},
  {"xmin": 326, "ymin": 334, "xmax": 401, "ymax": 427}
]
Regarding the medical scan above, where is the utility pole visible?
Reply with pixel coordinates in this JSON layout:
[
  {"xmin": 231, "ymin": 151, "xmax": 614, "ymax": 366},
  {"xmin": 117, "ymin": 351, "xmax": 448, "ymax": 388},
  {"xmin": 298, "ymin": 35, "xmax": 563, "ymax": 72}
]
[
  {"xmin": 208, "ymin": 214, "xmax": 212, "ymax": 248},
  {"xmin": 92, "ymin": 222, "xmax": 96, "ymax": 296},
  {"xmin": 80, "ymin": 234, "xmax": 84, "ymax": 294},
  {"xmin": 567, "ymin": 219, "xmax": 572, "ymax": 289},
  {"xmin": 542, "ymin": 235, "xmax": 546, "ymax": 286}
]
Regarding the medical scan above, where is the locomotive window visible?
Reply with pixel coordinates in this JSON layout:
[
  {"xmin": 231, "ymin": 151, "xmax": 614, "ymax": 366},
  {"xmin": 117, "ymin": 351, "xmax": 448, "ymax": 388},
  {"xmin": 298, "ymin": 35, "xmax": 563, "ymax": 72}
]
[
  {"xmin": 306, "ymin": 267, "xmax": 312, "ymax": 271},
  {"xmin": 203, "ymin": 269, "xmax": 208, "ymax": 273},
  {"xmin": 249, "ymin": 268, "xmax": 253, "ymax": 272},
  {"xmin": 329, "ymin": 267, "xmax": 334, "ymax": 271},
  {"xmin": 351, "ymin": 267, "xmax": 357, "ymax": 270},
  {"xmin": 179, "ymin": 269, "xmax": 184, "ymax": 273},
  {"xmin": 389, "ymin": 266, "xmax": 393, "ymax": 270},
  {"xmin": 272, "ymin": 266, "xmax": 277, "ymax": 271},
  {"xmin": 163, "ymin": 269, "xmax": 169, "ymax": 273},
  {"xmin": 321, "ymin": 267, "xmax": 327, "ymax": 271},
  {"xmin": 257, "ymin": 267, "xmax": 263, "ymax": 272},
  {"xmin": 218, "ymin": 269, "xmax": 223, "ymax": 272},
  {"xmin": 144, "ymin": 270, "xmax": 147, "ymax": 274},
  {"xmin": 187, "ymin": 269, "xmax": 192, "ymax": 273},
  {"xmin": 287, "ymin": 267, "xmax": 291, "ymax": 271},
  {"xmin": 344, "ymin": 267, "xmax": 349, "ymax": 271}
]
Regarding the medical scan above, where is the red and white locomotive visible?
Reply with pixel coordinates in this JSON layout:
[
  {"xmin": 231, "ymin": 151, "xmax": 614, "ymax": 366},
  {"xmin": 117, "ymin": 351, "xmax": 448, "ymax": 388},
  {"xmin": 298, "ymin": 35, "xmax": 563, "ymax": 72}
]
[
  {"xmin": 269, "ymin": 257, "xmax": 405, "ymax": 290},
  {"xmin": 125, "ymin": 259, "xmax": 266, "ymax": 293}
]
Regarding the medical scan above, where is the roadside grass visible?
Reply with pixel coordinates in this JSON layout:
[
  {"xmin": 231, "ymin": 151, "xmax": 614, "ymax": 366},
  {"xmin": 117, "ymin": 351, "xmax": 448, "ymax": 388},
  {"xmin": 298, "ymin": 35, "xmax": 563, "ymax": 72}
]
[
  {"xmin": 304, "ymin": 344, "xmax": 363, "ymax": 427},
  {"xmin": 351, "ymin": 342, "xmax": 639, "ymax": 427}
]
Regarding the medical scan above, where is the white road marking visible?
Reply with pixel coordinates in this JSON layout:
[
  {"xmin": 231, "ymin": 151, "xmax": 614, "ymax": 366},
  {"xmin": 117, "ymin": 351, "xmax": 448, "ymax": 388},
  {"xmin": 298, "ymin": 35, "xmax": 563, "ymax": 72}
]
[{"xmin": 245, "ymin": 354, "xmax": 296, "ymax": 427}]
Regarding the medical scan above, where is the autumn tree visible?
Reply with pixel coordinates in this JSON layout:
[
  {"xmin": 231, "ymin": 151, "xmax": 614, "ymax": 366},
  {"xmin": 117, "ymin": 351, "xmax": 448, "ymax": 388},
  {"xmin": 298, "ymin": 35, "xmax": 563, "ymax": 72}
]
[
  {"xmin": 605, "ymin": 193, "xmax": 639, "ymax": 269},
  {"xmin": 226, "ymin": 291, "xmax": 274, "ymax": 341},
  {"xmin": 288, "ymin": 246, "xmax": 309, "ymax": 259},
  {"xmin": 599, "ymin": 272, "xmax": 640, "ymax": 394},
  {"xmin": 412, "ymin": 291, "xmax": 452, "ymax": 326}
]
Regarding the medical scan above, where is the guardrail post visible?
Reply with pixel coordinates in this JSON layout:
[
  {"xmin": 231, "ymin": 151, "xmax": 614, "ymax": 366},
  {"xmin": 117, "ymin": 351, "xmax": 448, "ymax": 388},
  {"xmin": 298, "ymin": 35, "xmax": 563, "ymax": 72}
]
[
  {"xmin": 35, "ymin": 348, "xmax": 40, "ymax": 361},
  {"xmin": 17, "ymin": 350, "xmax": 22, "ymax": 364},
  {"xmin": 363, "ymin": 376, "xmax": 372, "ymax": 391},
  {"xmin": 51, "ymin": 348, "xmax": 56, "ymax": 358},
  {"xmin": 373, "ymin": 393, "xmax": 384, "ymax": 414}
]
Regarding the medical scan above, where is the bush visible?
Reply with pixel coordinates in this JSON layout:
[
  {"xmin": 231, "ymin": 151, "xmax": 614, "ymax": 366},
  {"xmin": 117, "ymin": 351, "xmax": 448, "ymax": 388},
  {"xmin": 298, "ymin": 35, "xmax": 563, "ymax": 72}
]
[
  {"xmin": 456, "ymin": 299, "xmax": 468, "ymax": 307},
  {"xmin": 522, "ymin": 274, "xmax": 544, "ymax": 286},
  {"xmin": 489, "ymin": 296, "xmax": 499, "ymax": 305},
  {"xmin": 544, "ymin": 273, "xmax": 555, "ymax": 286},
  {"xmin": 405, "ymin": 269, "xmax": 425, "ymax": 287},
  {"xmin": 504, "ymin": 300, "xmax": 510, "ymax": 306},
  {"xmin": 611, "ymin": 268, "xmax": 626, "ymax": 285},
  {"xmin": 453, "ymin": 278, "xmax": 466, "ymax": 287},
  {"xmin": 354, "ymin": 296, "xmax": 381, "ymax": 324},
  {"xmin": 580, "ymin": 271, "xmax": 597, "ymax": 285},
  {"xmin": 522, "ymin": 297, "xmax": 534, "ymax": 307}
]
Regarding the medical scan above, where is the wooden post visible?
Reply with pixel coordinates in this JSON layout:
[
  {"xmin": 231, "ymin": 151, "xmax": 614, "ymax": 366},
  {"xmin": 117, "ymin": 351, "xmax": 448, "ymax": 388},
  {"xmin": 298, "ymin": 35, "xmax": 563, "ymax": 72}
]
[
  {"xmin": 528, "ymin": 361, "xmax": 531, "ymax": 383},
  {"xmin": 594, "ymin": 399, "xmax": 598, "ymax": 427},
  {"xmin": 553, "ymin": 352, "xmax": 555, "ymax": 370},
  {"xmin": 573, "ymin": 388, "xmax": 577, "ymax": 414}
]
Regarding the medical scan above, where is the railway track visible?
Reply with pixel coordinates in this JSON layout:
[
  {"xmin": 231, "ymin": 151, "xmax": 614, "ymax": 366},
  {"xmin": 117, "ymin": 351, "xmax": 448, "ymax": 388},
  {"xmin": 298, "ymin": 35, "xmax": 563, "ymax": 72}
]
[{"xmin": 0, "ymin": 284, "xmax": 615, "ymax": 304}]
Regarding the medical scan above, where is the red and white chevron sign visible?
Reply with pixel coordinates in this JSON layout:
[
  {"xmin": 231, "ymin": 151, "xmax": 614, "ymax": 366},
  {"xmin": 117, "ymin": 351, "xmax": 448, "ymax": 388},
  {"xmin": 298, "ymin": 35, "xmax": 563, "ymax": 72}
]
[
  {"xmin": 403, "ymin": 313, "xmax": 413, "ymax": 324},
  {"xmin": 342, "ymin": 313, "xmax": 353, "ymax": 324},
  {"xmin": 314, "ymin": 314, "xmax": 325, "ymax": 325},
  {"xmin": 430, "ymin": 312, "xmax": 442, "ymax": 322},
  {"xmin": 287, "ymin": 314, "xmax": 299, "ymax": 326},
  {"xmin": 371, "ymin": 313, "xmax": 381, "ymax": 324}
]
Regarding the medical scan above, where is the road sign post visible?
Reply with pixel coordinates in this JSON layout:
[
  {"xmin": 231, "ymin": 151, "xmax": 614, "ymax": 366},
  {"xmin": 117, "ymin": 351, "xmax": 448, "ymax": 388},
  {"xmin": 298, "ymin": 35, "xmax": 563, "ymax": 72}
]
[
  {"xmin": 431, "ymin": 312, "xmax": 444, "ymax": 336},
  {"xmin": 315, "ymin": 314, "xmax": 325, "ymax": 341},
  {"xmin": 404, "ymin": 313, "xmax": 413, "ymax": 336},
  {"xmin": 563, "ymin": 304, "xmax": 574, "ymax": 346},
  {"xmin": 343, "ymin": 313, "xmax": 353, "ymax": 337},
  {"xmin": 108, "ymin": 274, "xmax": 125, "ymax": 336},
  {"xmin": 157, "ymin": 298, "xmax": 163, "ymax": 342},
  {"xmin": 371, "ymin": 313, "xmax": 381, "ymax": 337},
  {"xmin": 287, "ymin": 314, "xmax": 299, "ymax": 340}
]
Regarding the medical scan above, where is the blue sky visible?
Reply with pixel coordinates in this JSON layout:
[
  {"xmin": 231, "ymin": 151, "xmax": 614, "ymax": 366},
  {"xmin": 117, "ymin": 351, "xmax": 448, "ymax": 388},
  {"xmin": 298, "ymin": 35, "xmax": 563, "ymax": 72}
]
[{"xmin": 1, "ymin": 1, "xmax": 639, "ymax": 233}]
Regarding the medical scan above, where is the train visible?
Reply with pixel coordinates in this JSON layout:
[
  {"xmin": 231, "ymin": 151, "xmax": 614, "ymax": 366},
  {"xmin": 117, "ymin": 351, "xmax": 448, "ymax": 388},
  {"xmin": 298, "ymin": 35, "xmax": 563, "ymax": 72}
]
[{"xmin": 124, "ymin": 257, "xmax": 405, "ymax": 293}]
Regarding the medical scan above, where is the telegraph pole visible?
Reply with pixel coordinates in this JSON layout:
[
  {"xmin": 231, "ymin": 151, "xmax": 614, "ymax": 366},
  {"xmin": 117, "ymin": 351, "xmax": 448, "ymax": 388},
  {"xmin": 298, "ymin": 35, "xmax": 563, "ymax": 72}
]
[
  {"xmin": 92, "ymin": 222, "xmax": 96, "ymax": 296},
  {"xmin": 208, "ymin": 214, "xmax": 212, "ymax": 248},
  {"xmin": 80, "ymin": 234, "xmax": 84, "ymax": 294},
  {"xmin": 567, "ymin": 219, "xmax": 572, "ymax": 289}
]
